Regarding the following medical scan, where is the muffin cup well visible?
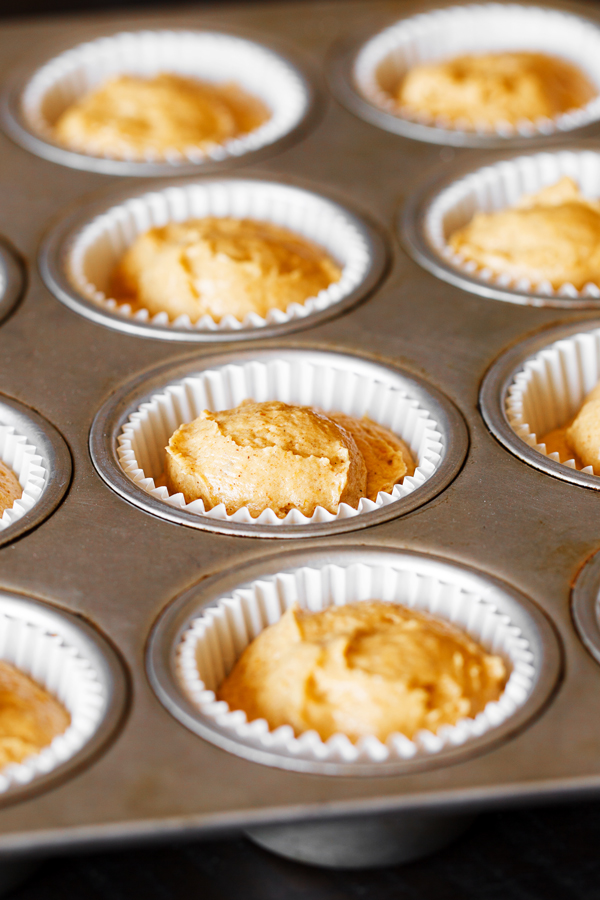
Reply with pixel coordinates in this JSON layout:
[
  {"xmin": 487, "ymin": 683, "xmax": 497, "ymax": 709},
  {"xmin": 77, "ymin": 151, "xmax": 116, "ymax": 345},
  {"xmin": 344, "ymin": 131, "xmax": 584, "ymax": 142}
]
[
  {"xmin": 350, "ymin": 4, "xmax": 600, "ymax": 146},
  {"xmin": 0, "ymin": 590, "xmax": 126, "ymax": 799},
  {"xmin": 403, "ymin": 148, "xmax": 600, "ymax": 308},
  {"xmin": 41, "ymin": 178, "xmax": 385, "ymax": 341},
  {"xmin": 118, "ymin": 356, "xmax": 442, "ymax": 527},
  {"xmin": 0, "ymin": 240, "xmax": 24, "ymax": 326},
  {"xmin": 0, "ymin": 395, "xmax": 71, "ymax": 547},
  {"xmin": 572, "ymin": 548, "xmax": 600, "ymax": 668},
  {"xmin": 480, "ymin": 320, "xmax": 600, "ymax": 488},
  {"xmin": 91, "ymin": 348, "xmax": 468, "ymax": 538},
  {"xmin": 6, "ymin": 30, "xmax": 312, "ymax": 175},
  {"xmin": 148, "ymin": 546, "xmax": 560, "ymax": 776}
]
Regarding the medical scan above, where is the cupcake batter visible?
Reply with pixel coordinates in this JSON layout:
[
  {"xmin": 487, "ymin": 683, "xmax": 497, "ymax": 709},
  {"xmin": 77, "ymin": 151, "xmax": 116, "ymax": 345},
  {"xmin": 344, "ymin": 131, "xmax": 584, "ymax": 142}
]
[
  {"xmin": 0, "ymin": 659, "xmax": 70, "ymax": 768},
  {"xmin": 110, "ymin": 217, "xmax": 342, "ymax": 323},
  {"xmin": 164, "ymin": 400, "xmax": 414, "ymax": 518},
  {"xmin": 449, "ymin": 177, "xmax": 600, "ymax": 290},
  {"xmin": 0, "ymin": 460, "xmax": 21, "ymax": 516},
  {"xmin": 54, "ymin": 73, "xmax": 269, "ymax": 160},
  {"xmin": 542, "ymin": 381, "xmax": 600, "ymax": 473},
  {"xmin": 217, "ymin": 601, "xmax": 508, "ymax": 743},
  {"xmin": 397, "ymin": 52, "xmax": 595, "ymax": 126}
]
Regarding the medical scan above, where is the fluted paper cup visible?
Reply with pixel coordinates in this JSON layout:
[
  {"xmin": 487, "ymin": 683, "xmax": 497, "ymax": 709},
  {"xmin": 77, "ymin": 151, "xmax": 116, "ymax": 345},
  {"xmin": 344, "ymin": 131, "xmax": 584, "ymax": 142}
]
[
  {"xmin": 0, "ymin": 422, "xmax": 49, "ymax": 532},
  {"xmin": 0, "ymin": 599, "xmax": 108, "ymax": 793},
  {"xmin": 19, "ymin": 29, "xmax": 309, "ymax": 167},
  {"xmin": 175, "ymin": 559, "xmax": 535, "ymax": 768},
  {"xmin": 506, "ymin": 326, "xmax": 600, "ymax": 473},
  {"xmin": 423, "ymin": 149, "xmax": 600, "ymax": 302},
  {"xmin": 64, "ymin": 179, "xmax": 373, "ymax": 333},
  {"xmin": 116, "ymin": 355, "xmax": 444, "ymax": 527},
  {"xmin": 354, "ymin": 4, "xmax": 600, "ymax": 140}
]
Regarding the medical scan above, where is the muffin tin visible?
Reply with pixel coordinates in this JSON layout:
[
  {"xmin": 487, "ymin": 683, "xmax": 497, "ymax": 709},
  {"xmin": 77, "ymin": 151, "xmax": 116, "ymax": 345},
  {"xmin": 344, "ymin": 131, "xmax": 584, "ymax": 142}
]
[{"xmin": 0, "ymin": 0, "xmax": 599, "ymax": 877}]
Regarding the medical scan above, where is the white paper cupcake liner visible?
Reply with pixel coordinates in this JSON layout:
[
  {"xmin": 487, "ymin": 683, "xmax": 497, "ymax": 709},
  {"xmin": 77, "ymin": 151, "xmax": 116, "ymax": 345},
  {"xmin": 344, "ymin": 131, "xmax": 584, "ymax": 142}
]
[
  {"xmin": 506, "ymin": 326, "xmax": 600, "ymax": 474},
  {"xmin": 0, "ymin": 423, "xmax": 49, "ymax": 532},
  {"xmin": 20, "ymin": 29, "xmax": 309, "ymax": 165},
  {"xmin": 116, "ymin": 356, "xmax": 444, "ymax": 526},
  {"xmin": 176, "ymin": 560, "xmax": 535, "ymax": 766},
  {"xmin": 0, "ymin": 602, "xmax": 107, "ymax": 792},
  {"xmin": 65, "ymin": 179, "xmax": 372, "ymax": 333},
  {"xmin": 423, "ymin": 149, "xmax": 600, "ymax": 302},
  {"xmin": 354, "ymin": 4, "xmax": 600, "ymax": 139}
]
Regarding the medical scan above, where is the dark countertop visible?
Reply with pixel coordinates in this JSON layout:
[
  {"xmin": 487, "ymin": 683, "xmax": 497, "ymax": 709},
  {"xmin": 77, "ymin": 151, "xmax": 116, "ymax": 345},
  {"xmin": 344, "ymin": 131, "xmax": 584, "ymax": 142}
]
[{"xmin": 6, "ymin": 799, "xmax": 599, "ymax": 900}]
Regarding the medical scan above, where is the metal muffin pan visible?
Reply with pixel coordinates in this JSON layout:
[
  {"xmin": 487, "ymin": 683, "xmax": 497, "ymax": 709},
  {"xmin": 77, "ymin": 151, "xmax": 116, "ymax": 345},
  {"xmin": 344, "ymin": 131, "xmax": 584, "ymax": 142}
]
[
  {"xmin": 148, "ymin": 545, "xmax": 561, "ymax": 777},
  {"xmin": 89, "ymin": 347, "xmax": 467, "ymax": 538},
  {"xmin": 0, "ymin": 394, "xmax": 71, "ymax": 547},
  {"xmin": 39, "ymin": 176, "xmax": 388, "ymax": 342},
  {"xmin": 0, "ymin": 240, "xmax": 24, "ymax": 326},
  {"xmin": 0, "ymin": 30, "xmax": 317, "ymax": 177},
  {"xmin": 0, "ymin": 0, "xmax": 598, "ymax": 872}
]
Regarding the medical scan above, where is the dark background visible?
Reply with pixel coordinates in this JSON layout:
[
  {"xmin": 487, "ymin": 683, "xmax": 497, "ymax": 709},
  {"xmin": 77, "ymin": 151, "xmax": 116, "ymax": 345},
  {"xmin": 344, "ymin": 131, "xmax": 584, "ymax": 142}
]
[{"xmin": 0, "ymin": 0, "xmax": 600, "ymax": 896}]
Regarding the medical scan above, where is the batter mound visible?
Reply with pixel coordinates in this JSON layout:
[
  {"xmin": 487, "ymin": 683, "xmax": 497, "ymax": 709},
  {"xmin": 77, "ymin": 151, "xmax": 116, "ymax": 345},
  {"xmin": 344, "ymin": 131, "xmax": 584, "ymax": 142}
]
[
  {"xmin": 542, "ymin": 381, "xmax": 600, "ymax": 474},
  {"xmin": 0, "ymin": 659, "xmax": 70, "ymax": 768},
  {"xmin": 397, "ymin": 52, "xmax": 595, "ymax": 127},
  {"xmin": 449, "ymin": 177, "xmax": 600, "ymax": 290},
  {"xmin": 0, "ymin": 460, "xmax": 21, "ymax": 516},
  {"xmin": 164, "ymin": 400, "xmax": 414, "ymax": 518},
  {"xmin": 217, "ymin": 601, "xmax": 508, "ymax": 743},
  {"xmin": 110, "ymin": 217, "xmax": 342, "ymax": 323},
  {"xmin": 54, "ymin": 73, "xmax": 270, "ymax": 160}
]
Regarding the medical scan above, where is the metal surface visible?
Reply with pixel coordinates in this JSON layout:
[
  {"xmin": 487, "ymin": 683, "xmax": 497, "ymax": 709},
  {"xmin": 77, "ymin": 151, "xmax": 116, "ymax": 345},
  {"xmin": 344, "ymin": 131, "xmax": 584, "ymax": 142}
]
[
  {"xmin": 148, "ymin": 546, "xmax": 561, "ymax": 776},
  {"xmin": 0, "ymin": 590, "xmax": 128, "ymax": 807},
  {"xmin": 90, "ymin": 348, "xmax": 468, "ymax": 537},
  {"xmin": 39, "ymin": 177, "xmax": 388, "ymax": 342},
  {"xmin": 0, "ymin": 34, "xmax": 317, "ymax": 177},
  {"xmin": 0, "ymin": 240, "xmax": 24, "ymax": 326},
  {"xmin": 0, "ymin": 395, "xmax": 71, "ymax": 547},
  {"xmin": 480, "ymin": 319, "xmax": 600, "ymax": 489},
  {"xmin": 401, "ymin": 147, "xmax": 600, "ymax": 309},
  {"xmin": 246, "ymin": 810, "xmax": 475, "ymax": 868},
  {"xmin": 0, "ymin": 0, "xmax": 598, "ymax": 863},
  {"xmin": 572, "ymin": 549, "xmax": 600, "ymax": 666}
]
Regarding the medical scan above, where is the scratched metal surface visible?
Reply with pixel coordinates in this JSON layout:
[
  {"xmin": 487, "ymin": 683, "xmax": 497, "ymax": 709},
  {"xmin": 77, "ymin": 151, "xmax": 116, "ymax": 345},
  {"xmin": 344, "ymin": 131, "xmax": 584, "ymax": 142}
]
[{"xmin": 0, "ymin": 0, "xmax": 598, "ymax": 858}]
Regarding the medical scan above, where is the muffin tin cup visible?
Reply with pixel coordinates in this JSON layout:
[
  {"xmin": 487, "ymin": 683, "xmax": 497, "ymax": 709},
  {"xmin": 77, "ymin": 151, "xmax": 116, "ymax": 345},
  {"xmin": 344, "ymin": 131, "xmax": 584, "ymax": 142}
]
[
  {"xmin": 0, "ymin": 395, "xmax": 71, "ymax": 547},
  {"xmin": 402, "ymin": 146, "xmax": 600, "ymax": 309},
  {"xmin": 0, "ymin": 240, "xmax": 24, "ymax": 326},
  {"xmin": 571, "ymin": 549, "xmax": 600, "ymax": 667},
  {"xmin": 1, "ymin": 29, "xmax": 314, "ymax": 176},
  {"xmin": 40, "ymin": 177, "xmax": 387, "ymax": 341},
  {"xmin": 330, "ymin": 4, "xmax": 600, "ymax": 149},
  {"xmin": 90, "ymin": 348, "xmax": 468, "ymax": 538},
  {"xmin": 480, "ymin": 319, "xmax": 600, "ymax": 488},
  {"xmin": 0, "ymin": 589, "xmax": 126, "ymax": 804},
  {"xmin": 148, "ymin": 546, "xmax": 561, "ymax": 776}
]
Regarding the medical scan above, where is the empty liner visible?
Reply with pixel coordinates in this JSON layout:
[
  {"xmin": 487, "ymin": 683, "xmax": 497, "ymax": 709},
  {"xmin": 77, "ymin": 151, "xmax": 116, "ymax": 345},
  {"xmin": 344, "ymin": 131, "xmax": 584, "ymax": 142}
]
[
  {"xmin": 176, "ymin": 560, "xmax": 535, "ymax": 767},
  {"xmin": 354, "ymin": 4, "xmax": 600, "ymax": 139},
  {"xmin": 0, "ymin": 601, "xmax": 107, "ymax": 793},
  {"xmin": 0, "ymin": 423, "xmax": 49, "ymax": 532},
  {"xmin": 65, "ymin": 179, "xmax": 372, "ymax": 332},
  {"xmin": 117, "ymin": 356, "xmax": 444, "ymax": 527},
  {"xmin": 19, "ymin": 29, "xmax": 309, "ymax": 166},
  {"xmin": 506, "ymin": 326, "xmax": 600, "ymax": 475},
  {"xmin": 423, "ymin": 149, "xmax": 600, "ymax": 302}
]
